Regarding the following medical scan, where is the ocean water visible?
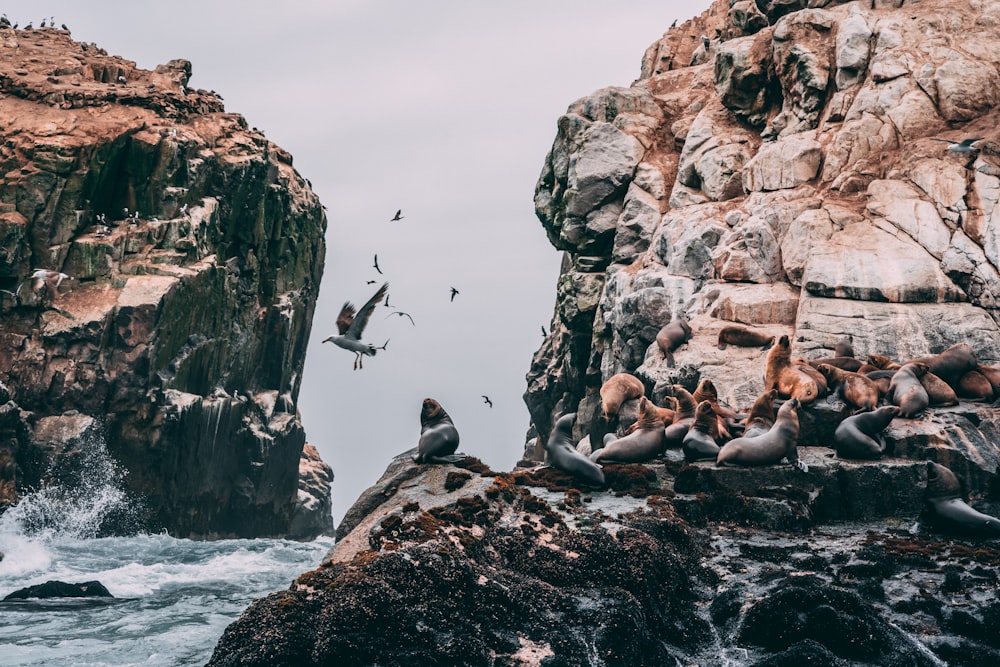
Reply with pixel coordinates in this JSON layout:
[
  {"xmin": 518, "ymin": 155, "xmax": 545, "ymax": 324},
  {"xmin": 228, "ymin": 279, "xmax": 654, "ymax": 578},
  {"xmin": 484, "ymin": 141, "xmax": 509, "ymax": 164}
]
[{"xmin": 0, "ymin": 441, "xmax": 333, "ymax": 667}]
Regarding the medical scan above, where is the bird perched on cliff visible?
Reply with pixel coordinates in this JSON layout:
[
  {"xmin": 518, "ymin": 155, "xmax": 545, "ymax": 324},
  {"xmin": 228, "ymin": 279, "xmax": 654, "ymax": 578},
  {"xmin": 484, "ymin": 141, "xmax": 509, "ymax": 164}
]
[
  {"xmin": 931, "ymin": 137, "xmax": 983, "ymax": 153},
  {"xmin": 414, "ymin": 398, "xmax": 461, "ymax": 463},
  {"xmin": 323, "ymin": 282, "xmax": 390, "ymax": 370},
  {"xmin": 390, "ymin": 209, "xmax": 404, "ymax": 222}
]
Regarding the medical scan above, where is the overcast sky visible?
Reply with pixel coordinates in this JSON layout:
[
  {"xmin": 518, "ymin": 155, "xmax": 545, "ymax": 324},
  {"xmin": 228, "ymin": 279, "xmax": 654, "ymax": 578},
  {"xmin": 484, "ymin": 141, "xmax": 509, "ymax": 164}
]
[{"xmin": 7, "ymin": 1, "xmax": 712, "ymax": 524}]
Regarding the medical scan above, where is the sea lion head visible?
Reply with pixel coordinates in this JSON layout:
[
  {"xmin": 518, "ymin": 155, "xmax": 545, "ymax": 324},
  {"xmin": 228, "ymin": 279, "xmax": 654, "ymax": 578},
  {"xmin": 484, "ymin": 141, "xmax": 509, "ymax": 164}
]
[
  {"xmin": 908, "ymin": 362, "xmax": 930, "ymax": 377},
  {"xmin": 882, "ymin": 405, "xmax": 901, "ymax": 419},
  {"xmin": 421, "ymin": 398, "xmax": 448, "ymax": 426},
  {"xmin": 926, "ymin": 461, "xmax": 961, "ymax": 499},
  {"xmin": 816, "ymin": 363, "xmax": 836, "ymax": 379},
  {"xmin": 777, "ymin": 335, "xmax": 790, "ymax": 349},
  {"xmin": 695, "ymin": 378, "xmax": 717, "ymax": 400}
]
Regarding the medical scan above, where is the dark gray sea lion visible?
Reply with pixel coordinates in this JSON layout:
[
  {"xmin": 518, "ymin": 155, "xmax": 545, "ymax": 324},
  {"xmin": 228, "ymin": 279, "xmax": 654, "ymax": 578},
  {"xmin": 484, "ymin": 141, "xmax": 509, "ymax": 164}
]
[
  {"xmin": 656, "ymin": 319, "xmax": 692, "ymax": 366},
  {"xmin": 908, "ymin": 343, "xmax": 978, "ymax": 391},
  {"xmin": 924, "ymin": 461, "xmax": 1000, "ymax": 537},
  {"xmin": 834, "ymin": 335, "xmax": 855, "ymax": 358},
  {"xmin": 717, "ymin": 324, "xmax": 774, "ymax": 350},
  {"xmin": 682, "ymin": 400, "xmax": 721, "ymax": 462},
  {"xmin": 833, "ymin": 405, "xmax": 900, "ymax": 459},
  {"xmin": 414, "ymin": 398, "xmax": 460, "ymax": 463},
  {"xmin": 888, "ymin": 362, "xmax": 929, "ymax": 418},
  {"xmin": 545, "ymin": 414, "xmax": 604, "ymax": 486},
  {"xmin": 591, "ymin": 397, "xmax": 666, "ymax": 464},
  {"xmin": 717, "ymin": 398, "xmax": 804, "ymax": 469}
]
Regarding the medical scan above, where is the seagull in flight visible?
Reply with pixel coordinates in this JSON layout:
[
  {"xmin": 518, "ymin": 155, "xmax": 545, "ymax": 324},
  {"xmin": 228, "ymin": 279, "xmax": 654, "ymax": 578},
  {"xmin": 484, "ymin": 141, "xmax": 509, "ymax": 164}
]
[
  {"xmin": 482, "ymin": 395, "xmax": 493, "ymax": 408},
  {"xmin": 373, "ymin": 254, "xmax": 383, "ymax": 275},
  {"xmin": 390, "ymin": 209, "xmax": 404, "ymax": 222},
  {"xmin": 931, "ymin": 137, "xmax": 984, "ymax": 153},
  {"xmin": 323, "ymin": 282, "xmax": 390, "ymax": 370},
  {"xmin": 450, "ymin": 287, "xmax": 459, "ymax": 302},
  {"xmin": 17, "ymin": 268, "xmax": 70, "ymax": 304},
  {"xmin": 386, "ymin": 310, "xmax": 415, "ymax": 326}
]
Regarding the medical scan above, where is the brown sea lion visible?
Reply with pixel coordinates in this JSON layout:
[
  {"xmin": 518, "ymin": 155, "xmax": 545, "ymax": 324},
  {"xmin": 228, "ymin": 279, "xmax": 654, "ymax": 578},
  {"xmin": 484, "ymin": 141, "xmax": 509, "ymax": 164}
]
[
  {"xmin": 600, "ymin": 373, "xmax": 645, "ymax": 421},
  {"xmin": 816, "ymin": 363, "xmax": 878, "ymax": 412},
  {"xmin": 924, "ymin": 461, "xmax": 1000, "ymax": 537},
  {"xmin": 716, "ymin": 398, "xmax": 804, "ymax": 469},
  {"xmin": 888, "ymin": 362, "xmax": 930, "ymax": 418},
  {"xmin": 976, "ymin": 364, "xmax": 1000, "ymax": 396},
  {"xmin": 867, "ymin": 354, "xmax": 901, "ymax": 370},
  {"xmin": 907, "ymin": 343, "xmax": 978, "ymax": 391},
  {"xmin": 794, "ymin": 360, "xmax": 828, "ymax": 397},
  {"xmin": 764, "ymin": 334, "xmax": 792, "ymax": 392},
  {"xmin": 415, "ymin": 398, "xmax": 461, "ymax": 463},
  {"xmin": 833, "ymin": 405, "xmax": 900, "ymax": 459},
  {"xmin": 864, "ymin": 369, "xmax": 895, "ymax": 397},
  {"xmin": 921, "ymin": 371, "xmax": 959, "ymax": 407},
  {"xmin": 623, "ymin": 396, "xmax": 676, "ymax": 435},
  {"xmin": 717, "ymin": 324, "xmax": 775, "ymax": 350},
  {"xmin": 591, "ymin": 396, "xmax": 667, "ymax": 464},
  {"xmin": 656, "ymin": 319, "xmax": 692, "ymax": 366},
  {"xmin": 741, "ymin": 388, "xmax": 778, "ymax": 439},
  {"xmin": 692, "ymin": 378, "xmax": 737, "ymax": 436},
  {"xmin": 958, "ymin": 369, "xmax": 994, "ymax": 401},
  {"xmin": 682, "ymin": 401, "xmax": 721, "ymax": 462},
  {"xmin": 806, "ymin": 356, "xmax": 865, "ymax": 373},
  {"xmin": 545, "ymin": 414, "xmax": 605, "ymax": 486},
  {"xmin": 834, "ymin": 335, "xmax": 855, "ymax": 358},
  {"xmin": 663, "ymin": 385, "xmax": 697, "ymax": 447}
]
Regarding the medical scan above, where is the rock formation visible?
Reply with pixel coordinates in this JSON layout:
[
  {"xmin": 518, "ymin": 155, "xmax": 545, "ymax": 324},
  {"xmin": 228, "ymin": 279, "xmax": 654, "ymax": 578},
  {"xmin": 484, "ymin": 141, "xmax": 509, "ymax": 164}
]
[
  {"xmin": 207, "ymin": 0, "xmax": 1000, "ymax": 664},
  {"xmin": 0, "ymin": 25, "xmax": 332, "ymax": 539}
]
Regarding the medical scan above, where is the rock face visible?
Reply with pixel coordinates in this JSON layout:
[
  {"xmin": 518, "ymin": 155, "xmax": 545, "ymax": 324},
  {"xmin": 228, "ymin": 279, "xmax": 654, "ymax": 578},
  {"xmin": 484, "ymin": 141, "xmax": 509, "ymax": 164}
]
[
  {"xmin": 0, "ymin": 26, "xmax": 332, "ymax": 539},
  {"xmin": 526, "ymin": 0, "xmax": 1000, "ymax": 449}
]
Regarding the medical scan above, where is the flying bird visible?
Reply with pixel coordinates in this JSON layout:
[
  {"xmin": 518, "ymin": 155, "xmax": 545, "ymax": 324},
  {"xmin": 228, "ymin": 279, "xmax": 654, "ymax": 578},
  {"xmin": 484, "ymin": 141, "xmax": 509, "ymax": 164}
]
[
  {"xmin": 17, "ymin": 269, "xmax": 70, "ymax": 305},
  {"xmin": 930, "ymin": 137, "xmax": 983, "ymax": 153},
  {"xmin": 373, "ymin": 254, "xmax": 383, "ymax": 275},
  {"xmin": 390, "ymin": 209, "xmax": 404, "ymax": 222},
  {"xmin": 541, "ymin": 325, "xmax": 547, "ymax": 337},
  {"xmin": 450, "ymin": 287, "xmax": 459, "ymax": 302},
  {"xmin": 323, "ymin": 282, "xmax": 390, "ymax": 370},
  {"xmin": 482, "ymin": 395, "xmax": 493, "ymax": 408},
  {"xmin": 366, "ymin": 280, "xmax": 376, "ymax": 285},
  {"xmin": 385, "ymin": 310, "xmax": 415, "ymax": 326}
]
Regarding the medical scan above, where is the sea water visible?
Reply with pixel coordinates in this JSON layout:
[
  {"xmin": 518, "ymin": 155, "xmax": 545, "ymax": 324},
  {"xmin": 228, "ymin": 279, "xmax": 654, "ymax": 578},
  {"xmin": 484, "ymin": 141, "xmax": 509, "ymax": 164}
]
[{"xmin": 0, "ymin": 439, "xmax": 333, "ymax": 667}]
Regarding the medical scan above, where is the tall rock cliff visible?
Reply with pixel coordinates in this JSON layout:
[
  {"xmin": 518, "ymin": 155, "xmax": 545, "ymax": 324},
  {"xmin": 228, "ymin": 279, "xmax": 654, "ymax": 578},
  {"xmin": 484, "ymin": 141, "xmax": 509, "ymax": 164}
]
[
  {"xmin": 0, "ymin": 26, "xmax": 332, "ymax": 539},
  {"xmin": 526, "ymin": 0, "xmax": 1000, "ymax": 452}
]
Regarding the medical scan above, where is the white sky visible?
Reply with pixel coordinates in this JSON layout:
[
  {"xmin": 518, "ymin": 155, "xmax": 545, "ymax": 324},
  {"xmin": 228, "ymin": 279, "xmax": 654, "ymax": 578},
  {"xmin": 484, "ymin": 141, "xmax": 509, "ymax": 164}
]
[{"xmin": 5, "ymin": 1, "xmax": 712, "ymax": 525}]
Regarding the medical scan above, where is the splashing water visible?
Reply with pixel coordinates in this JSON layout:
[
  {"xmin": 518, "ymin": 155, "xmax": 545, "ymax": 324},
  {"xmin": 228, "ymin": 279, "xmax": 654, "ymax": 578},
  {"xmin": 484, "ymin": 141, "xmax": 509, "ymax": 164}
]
[{"xmin": 0, "ymin": 429, "xmax": 332, "ymax": 666}]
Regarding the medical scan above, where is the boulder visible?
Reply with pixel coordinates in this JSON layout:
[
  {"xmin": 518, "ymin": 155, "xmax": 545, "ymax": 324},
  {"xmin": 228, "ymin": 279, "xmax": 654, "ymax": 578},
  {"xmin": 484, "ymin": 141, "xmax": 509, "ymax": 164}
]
[{"xmin": 4, "ymin": 580, "xmax": 113, "ymax": 600}]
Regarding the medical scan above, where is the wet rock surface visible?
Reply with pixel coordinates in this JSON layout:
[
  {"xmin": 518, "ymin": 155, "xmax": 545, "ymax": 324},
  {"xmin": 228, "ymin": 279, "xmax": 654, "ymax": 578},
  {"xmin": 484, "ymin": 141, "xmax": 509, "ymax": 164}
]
[
  {"xmin": 0, "ymin": 26, "xmax": 330, "ymax": 538},
  {"xmin": 208, "ymin": 454, "xmax": 1000, "ymax": 666}
]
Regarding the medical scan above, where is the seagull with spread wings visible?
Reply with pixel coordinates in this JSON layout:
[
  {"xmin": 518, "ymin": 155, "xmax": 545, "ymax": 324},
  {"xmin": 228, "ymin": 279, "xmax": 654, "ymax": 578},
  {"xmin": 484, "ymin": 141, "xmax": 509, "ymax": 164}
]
[
  {"xmin": 323, "ymin": 282, "xmax": 390, "ymax": 370},
  {"xmin": 390, "ymin": 209, "xmax": 404, "ymax": 222},
  {"xmin": 930, "ymin": 137, "xmax": 984, "ymax": 153}
]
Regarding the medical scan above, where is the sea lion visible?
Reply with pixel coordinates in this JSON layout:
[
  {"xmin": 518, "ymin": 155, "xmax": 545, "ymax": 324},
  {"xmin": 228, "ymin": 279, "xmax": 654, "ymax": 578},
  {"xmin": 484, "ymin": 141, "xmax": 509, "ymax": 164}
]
[
  {"xmin": 816, "ymin": 363, "xmax": 879, "ymax": 412},
  {"xmin": 867, "ymin": 354, "xmax": 900, "ymax": 370},
  {"xmin": 717, "ymin": 397, "xmax": 804, "ymax": 468},
  {"xmin": 600, "ymin": 373, "xmax": 645, "ymax": 421},
  {"xmin": 741, "ymin": 388, "xmax": 778, "ymax": 439},
  {"xmin": 623, "ymin": 396, "xmax": 676, "ymax": 435},
  {"xmin": 805, "ymin": 356, "xmax": 865, "ymax": 373},
  {"xmin": 908, "ymin": 343, "xmax": 978, "ymax": 391},
  {"xmin": 591, "ymin": 396, "xmax": 666, "ymax": 464},
  {"xmin": 957, "ymin": 369, "xmax": 994, "ymax": 401},
  {"xmin": 717, "ymin": 324, "xmax": 774, "ymax": 350},
  {"xmin": 663, "ymin": 385, "xmax": 698, "ymax": 447},
  {"xmin": 414, "ymin": 398, "xmax": 460, "ymax": 463},
  {"xmin": 682, "ymin": 400, "xmax": 721, "ymax": 462},
  {"xmin": 924, "ymin": 461, "xmax": 1000, "ymax": 537},
  {"xmin": 921, "ymin": 371, "xmax": 959, "ymax": 407},
  {"xmin": 834, "ymin": 335, "xmax": 855, "ymax": 358},
  {"xmin": 545, "ymin": 414, "xmax": 605, "ymax": 486},
  {"xmin": 766, "ymin": 335, "xmax": 821, "ymax": 403},
  {"xmin": 656, "ymin": 319, "xmax": 692, "ymax": 366},
  {"xmin": 864, "ymin": 369, "xmax": 895, "ymax": 397},
  {"xmin": 887, "ymin": 362, "xmax": 930, "ymax": 418},
  {"xmin": 976, "ymin": 364, "xmax": 1000, "ymax": 396},
  {"xmin": 833, "ymin": 405, "xmax": 900, "ymax": 459},
  {"xmin": 692, "ymin": 378, "xmax": 736, "ymax": 436}
]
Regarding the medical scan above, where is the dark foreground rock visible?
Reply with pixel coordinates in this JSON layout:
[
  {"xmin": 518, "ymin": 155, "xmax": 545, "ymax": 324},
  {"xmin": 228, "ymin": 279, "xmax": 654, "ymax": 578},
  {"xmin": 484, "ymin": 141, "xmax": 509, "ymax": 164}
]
[
  {"xmin": 208, "ymin": 452, "xmax": 1000, "ymax": 666},
  {"xmin": 4, "ymin": 580, "xmax": 112, "ymax": 600}
]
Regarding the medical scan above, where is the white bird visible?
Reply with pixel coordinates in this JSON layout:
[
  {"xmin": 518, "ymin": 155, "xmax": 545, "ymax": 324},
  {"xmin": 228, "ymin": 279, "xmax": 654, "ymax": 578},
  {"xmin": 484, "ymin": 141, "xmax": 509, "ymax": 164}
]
[
  {"xmin": 17, "ymin": 269, "xmax": 70, "ymax": 304},
  {"xmin": 323, "ymin": 282, "xmax": 389, "ymax": 370},
  {"xmin": 930, "ymin": 137, "xmax": 983, "ymax": 153}
]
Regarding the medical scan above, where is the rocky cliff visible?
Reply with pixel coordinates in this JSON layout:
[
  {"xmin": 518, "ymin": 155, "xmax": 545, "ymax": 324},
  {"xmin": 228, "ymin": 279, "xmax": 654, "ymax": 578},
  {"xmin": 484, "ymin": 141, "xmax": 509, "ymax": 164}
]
[
  {"xmin": 0, "ymin": 25, "xmax": 332, "ymax": 539},
  {"xmin": 207, "ymin": 0, "xmax": 1000, "ymax": 664}
]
